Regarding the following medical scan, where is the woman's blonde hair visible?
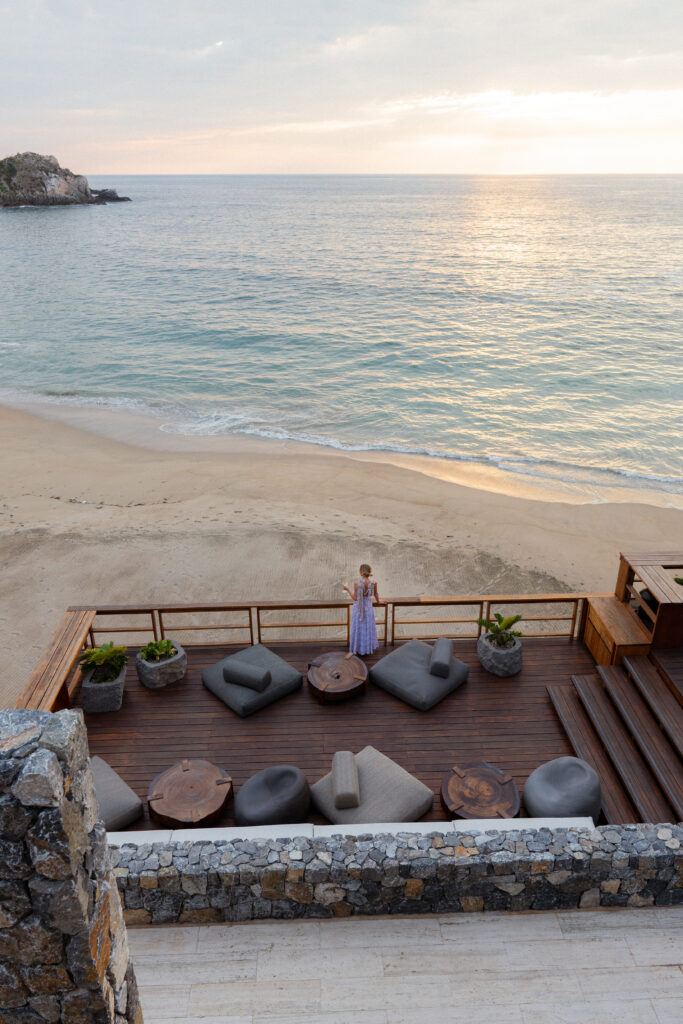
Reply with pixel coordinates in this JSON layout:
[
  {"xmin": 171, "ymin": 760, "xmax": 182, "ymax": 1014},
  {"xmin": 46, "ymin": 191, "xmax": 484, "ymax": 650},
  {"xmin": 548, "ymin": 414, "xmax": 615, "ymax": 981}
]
[{"xmin": 359, "ymin": 563, "xmax": 373, "ymax": 578}]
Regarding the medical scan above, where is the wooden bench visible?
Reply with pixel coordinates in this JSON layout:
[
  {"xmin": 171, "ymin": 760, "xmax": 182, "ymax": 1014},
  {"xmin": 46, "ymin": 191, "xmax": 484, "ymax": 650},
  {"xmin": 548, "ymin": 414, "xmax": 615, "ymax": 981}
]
[{"xmin": 16, "ymin": 609, "xmax": 96, "ymax": 711}]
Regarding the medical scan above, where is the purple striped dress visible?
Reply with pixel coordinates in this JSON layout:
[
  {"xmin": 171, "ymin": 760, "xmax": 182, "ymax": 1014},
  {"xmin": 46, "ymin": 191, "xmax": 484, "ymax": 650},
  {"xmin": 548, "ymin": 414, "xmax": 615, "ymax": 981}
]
[{"xmin": 349, "ymin": 578, "xmax": 379, "ymax": 656}]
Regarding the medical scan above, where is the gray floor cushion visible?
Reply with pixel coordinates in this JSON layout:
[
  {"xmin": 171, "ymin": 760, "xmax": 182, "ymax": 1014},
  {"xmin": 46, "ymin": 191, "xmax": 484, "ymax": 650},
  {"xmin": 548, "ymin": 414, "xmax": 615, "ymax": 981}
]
[
  {"xmin": 234, "ymin": 765, "xmax": 311, "ymax": 826},
  {"xmin": 523, "ymin": 756, "xmax": 601, "ymax": 823},
  {"xmin": 311, "ymin": 746, "xmax": 434, "ymax": 824},
  {"xmin": 202, "ymin": 644, "xmax": 303, "ymax": 717},
  {"xmin": 369, "ymin": 639, "xmax": 469, "ymax": 711},
  {"xmin": 90, "ymin": 755, "xmax": 143, "ymax": 831}
]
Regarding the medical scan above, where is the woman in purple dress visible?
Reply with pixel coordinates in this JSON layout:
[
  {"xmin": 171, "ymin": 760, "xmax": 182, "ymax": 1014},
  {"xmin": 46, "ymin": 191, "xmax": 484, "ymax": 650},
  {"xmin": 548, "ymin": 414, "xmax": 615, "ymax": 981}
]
[{"xmin": 342, "ymin": 563, "xmax": 385, "ymax": 656}]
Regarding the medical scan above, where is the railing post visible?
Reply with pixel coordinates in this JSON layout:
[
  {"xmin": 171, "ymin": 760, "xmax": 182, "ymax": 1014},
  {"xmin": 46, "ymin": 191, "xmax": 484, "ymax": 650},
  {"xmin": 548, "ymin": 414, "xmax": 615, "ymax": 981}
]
[
  {"xmin": 153, "ymin": 609, "xmax": 161, "ymax": 641},
  {"xmin": 568, "ymin": 598, "xmax": 579, "ymax": 642},
  {"xmin": 249, "ymin": 607, "xmax": 255, "ymax": 645},
  {"xmin": 256, "ymin": 606, "xmax": 262, "ymax": 644}
]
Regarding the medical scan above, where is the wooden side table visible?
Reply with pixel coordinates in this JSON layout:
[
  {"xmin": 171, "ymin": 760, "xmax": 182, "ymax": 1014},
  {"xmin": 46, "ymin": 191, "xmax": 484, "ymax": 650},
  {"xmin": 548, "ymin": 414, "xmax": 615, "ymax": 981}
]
[
  {"xmin": 440, "ymin": 761, "xmax": 520, "ymax": 819},
  {"xmin": 148, "ymin": 759, "xmax": 232, "ymax": 827},
  {"xmin": 307, "ymin": 652, "xmax": 368, "ymax": 703}
]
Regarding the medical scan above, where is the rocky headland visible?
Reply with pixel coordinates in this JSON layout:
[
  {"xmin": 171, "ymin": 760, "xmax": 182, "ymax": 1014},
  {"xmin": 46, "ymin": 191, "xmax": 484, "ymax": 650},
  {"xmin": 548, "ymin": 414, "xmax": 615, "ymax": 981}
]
[{"xmin": 0, "ymin": 151, "xmax": 130, "ymax": 207}]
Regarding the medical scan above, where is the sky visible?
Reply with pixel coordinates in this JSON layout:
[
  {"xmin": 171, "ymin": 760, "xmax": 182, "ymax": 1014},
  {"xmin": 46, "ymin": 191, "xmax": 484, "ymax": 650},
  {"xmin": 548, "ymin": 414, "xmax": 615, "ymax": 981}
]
[{"xmin": 1, "ymin": 0, "xmax": 682, "ymax": 173}]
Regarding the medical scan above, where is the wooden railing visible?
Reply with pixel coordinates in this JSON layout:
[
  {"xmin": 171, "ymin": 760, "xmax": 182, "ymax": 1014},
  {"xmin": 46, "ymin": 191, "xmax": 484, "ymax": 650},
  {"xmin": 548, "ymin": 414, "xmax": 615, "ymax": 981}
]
[
  {"xmin": 17, "ymin": 593, "xmax": 587, "ymax": 712},
  {"xmin": 82, "ymin": 594, "xmax": 584, "ymax": 649}
]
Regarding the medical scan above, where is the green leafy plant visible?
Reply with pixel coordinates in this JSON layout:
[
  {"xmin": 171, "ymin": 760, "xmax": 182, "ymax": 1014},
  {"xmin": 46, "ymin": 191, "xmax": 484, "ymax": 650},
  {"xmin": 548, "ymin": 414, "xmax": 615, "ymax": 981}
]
[
  {"xmin": 79, "ymin": 642, "xmax": 128, "ymax": 683},
  {"xmin": 139, "ymin": 639, "xmax": 177, "ymax": 663},
  {"xmin": 477, "ymin": 613, "xmax": 523, "ymax": 649},
  {"xmin": 674, "ymin": 576, "xmax": 683, "ymax": 586}
]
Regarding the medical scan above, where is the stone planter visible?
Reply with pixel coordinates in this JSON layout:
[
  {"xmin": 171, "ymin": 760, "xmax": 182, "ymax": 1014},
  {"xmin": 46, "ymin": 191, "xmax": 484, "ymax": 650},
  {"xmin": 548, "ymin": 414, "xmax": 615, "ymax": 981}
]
[
  {"xmin": 477, "ymin": 633, "xmax": 523, "ymax": 677},
  {"xmin": 135, "ymin": 640, "xmax": 187, "ymax": 689},
  {"xmin": 81, "ymin": 663, "xmax": 126, "ymax": 712}
]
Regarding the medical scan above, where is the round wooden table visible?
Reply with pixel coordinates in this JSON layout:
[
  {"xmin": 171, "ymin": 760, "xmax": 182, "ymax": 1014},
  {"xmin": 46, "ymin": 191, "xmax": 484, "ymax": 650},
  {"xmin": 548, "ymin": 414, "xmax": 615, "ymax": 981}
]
[
  {"xmin": 148, "ymin": 759, "xmax": 233, "ymax": 827},
  {"xmin": 307, "ymin": 652, "xmax": 368, "ymax": 703},
  {"xmin": 440, "ymin": 761, "xmax": 520, "ymax": 819}
]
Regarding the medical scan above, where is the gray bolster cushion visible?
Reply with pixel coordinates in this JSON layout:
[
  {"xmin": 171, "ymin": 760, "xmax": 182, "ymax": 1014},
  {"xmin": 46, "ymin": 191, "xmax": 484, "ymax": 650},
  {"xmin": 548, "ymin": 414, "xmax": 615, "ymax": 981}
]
[
  {"xmin": 223, "ymin": 662, "xmax": 272, "ymax": 692},
  {"xmin": 429, "ymin": 637, "xmax": 453, "ymax": 678},
  {"xmin": 331, "ymin": 751, "xmax": 361, "ymax": 810}
]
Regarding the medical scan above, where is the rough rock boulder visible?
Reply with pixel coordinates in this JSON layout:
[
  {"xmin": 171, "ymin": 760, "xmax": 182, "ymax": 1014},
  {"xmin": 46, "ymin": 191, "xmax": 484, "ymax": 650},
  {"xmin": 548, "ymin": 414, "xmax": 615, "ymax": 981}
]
[{"xmin": 0, "ymin": 152, "xmax": 130, "ymax": 207}]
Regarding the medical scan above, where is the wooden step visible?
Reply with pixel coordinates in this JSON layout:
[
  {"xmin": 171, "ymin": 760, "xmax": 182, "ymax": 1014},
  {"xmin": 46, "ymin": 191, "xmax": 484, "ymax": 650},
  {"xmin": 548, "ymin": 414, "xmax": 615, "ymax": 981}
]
[
  {"xmin": 597, "ymin": 666, "xmax": 683, "ymax": 821},
  {"xmin": 546, "ymin": 684, "xmax": 637, "ymax": 825},
  {"xmin": 572, "ymin": 674, "xmax": 674, "ymax": 824},
  {"xmin": 650, "ymin": 648, "xmax": 683, "ymax": 705},
  {"xmin": 623, "ymin": 656, "xmax": 683, "ymax": 758}
]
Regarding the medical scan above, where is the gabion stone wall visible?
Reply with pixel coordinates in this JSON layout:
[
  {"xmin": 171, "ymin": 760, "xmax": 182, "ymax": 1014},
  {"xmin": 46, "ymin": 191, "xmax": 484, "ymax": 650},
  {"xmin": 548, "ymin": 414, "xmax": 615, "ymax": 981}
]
[
  {"xmin": 0, "ymin": 710, "xmax": 143, "ymax": 1024},
  {"xmin": 111, "ymin": 822, "xmax": 683, "ymax": 924}
]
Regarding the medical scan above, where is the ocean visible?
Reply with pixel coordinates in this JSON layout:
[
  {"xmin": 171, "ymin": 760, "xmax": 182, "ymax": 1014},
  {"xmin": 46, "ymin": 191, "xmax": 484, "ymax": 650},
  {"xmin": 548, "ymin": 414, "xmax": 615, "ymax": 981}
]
[{"xmin": 1, "ymin": 174, "xmax": 682, "ymax": 501}]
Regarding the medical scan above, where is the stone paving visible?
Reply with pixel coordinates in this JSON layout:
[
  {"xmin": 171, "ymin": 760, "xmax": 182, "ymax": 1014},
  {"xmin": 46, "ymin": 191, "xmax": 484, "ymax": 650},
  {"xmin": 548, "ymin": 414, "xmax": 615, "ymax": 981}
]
[{"xmin": 129, "ymin": 905, "xmax": 683, "ymax": 1024}]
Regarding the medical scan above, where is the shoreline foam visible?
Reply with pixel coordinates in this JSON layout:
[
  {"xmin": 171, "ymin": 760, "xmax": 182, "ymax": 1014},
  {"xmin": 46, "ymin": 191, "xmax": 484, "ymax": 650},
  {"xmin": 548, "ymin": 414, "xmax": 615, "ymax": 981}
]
[{"xmin": 2, "ymin": 391, "xmax": 681, "ymax": 509}]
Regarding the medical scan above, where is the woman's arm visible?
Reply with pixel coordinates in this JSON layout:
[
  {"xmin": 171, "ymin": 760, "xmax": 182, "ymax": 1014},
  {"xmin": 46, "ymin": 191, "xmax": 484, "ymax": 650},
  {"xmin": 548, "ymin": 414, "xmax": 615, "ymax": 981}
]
[
  {"xmin": 341, "ymin": 582, "xmax": 358, "ymax": 600},
  {"xmin": 374, "ymin": 582, "xmax": 386, "ymax": 605}
]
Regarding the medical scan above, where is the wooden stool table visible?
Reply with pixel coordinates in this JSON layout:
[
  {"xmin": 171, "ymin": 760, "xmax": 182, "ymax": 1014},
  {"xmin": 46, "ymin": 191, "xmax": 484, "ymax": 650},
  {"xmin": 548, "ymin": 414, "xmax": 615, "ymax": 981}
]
[
  {"xmin": 440, "ymin": 761, "xmax": 520, "ymax": 819},
  {"xmin": 307, "ymin": 652, "xmax": 368, "ymax": 703},
  {"xmin": 148, "ymin": 759, "xmax": 233, "ymax": 827}
]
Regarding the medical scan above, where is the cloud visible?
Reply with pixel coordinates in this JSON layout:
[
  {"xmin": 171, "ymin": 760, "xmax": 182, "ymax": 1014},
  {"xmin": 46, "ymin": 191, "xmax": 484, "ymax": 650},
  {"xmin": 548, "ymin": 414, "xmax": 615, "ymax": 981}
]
[
  {"xmin": 319, "ymin": 25, "xmax": 399, "ymax": 59},
  {"xmin": 376, "ymin": 88, "xmax": 683, "ymax": 131},
  {"xmin": 133, "ymin": 40, "xmax": 224, "ymax": 61},
  {"xmin": 189, "ymin": 40, "xmax": 224, "ymax": 60}
]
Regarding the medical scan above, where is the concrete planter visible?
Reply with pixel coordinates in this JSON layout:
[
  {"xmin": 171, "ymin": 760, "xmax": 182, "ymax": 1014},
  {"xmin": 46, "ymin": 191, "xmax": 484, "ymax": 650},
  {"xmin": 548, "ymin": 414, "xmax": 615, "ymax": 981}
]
[
  {"xmin": 81, "ymin": 663, "xmax": 126, "ymax": 712},
  {"xmin": 477, "ymin": 633, "xmax": 523, "ymax": 677},
  {"xmin": 135, "ymin": 641, "xmax": 187, "ymax": 689}
]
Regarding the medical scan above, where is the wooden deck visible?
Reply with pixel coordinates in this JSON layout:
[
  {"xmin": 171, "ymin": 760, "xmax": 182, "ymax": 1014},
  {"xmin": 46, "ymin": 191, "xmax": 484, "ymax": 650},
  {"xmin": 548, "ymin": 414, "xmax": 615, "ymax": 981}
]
[{"xmin": 81, "ymin": 637, "xmax": 597, "ymax": 829}]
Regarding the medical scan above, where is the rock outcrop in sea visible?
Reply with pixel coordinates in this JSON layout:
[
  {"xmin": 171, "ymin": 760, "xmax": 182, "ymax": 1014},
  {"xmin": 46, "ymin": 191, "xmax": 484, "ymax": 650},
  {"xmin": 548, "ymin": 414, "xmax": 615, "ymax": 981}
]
[{"xmin": 0, "ymin": 151, "xmax": 130, "ymax": 207}]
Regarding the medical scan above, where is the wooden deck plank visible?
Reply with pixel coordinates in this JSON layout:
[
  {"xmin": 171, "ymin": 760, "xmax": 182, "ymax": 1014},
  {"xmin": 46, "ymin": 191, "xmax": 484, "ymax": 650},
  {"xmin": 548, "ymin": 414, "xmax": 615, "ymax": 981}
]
[
  {"xmin": 572, "ymin": 674, "xmax": 673, "ymax": 824},
  {"xmin": 597, "ymin": 666, "xmax": 683, "ymax": 820},
  {"xmin": 80, "ymin": 637, "xmax": 596, "ymax": 830},
  {"xmin": 649, "ymin": 648, "xmax": 683, "ymax": 705},
  {"xmin": 622, "ymin": 656, "xmax": 683, "ymax": 756},
  {"xmin": 546, "ymin": 684, "xmax": 637, "ymax": 825}
]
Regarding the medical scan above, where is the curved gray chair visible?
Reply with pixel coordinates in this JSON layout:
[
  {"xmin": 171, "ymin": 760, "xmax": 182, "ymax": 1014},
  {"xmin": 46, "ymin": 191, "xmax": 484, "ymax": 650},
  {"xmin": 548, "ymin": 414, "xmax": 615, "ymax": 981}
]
[
  {"xmin": 523, "ymin": 756, "xmax": 601, "ymax": 823},
  {"xmin": 234, "ymin": 766, "xmax": 311, "ymax": 827}
]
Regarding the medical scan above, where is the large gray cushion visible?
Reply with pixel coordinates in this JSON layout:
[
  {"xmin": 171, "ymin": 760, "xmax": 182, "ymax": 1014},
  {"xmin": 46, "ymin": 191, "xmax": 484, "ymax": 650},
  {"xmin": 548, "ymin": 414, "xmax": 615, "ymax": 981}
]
[
  {"xmin": 331, "ymin": 751, "xmax": 360, "ymax": 810},
  {"xmin": 370, "ymin": 639, "xmax": 468, "ymax": 711},
  {"xmin": 234, "ymin": 766, "xmax": 311, "ymax": 827},
  {"xmin": 90, "ymin": 756, "xmax": 143, "ymax": 831},
  {"xmin": 311, "ymin": 746, "xmax": 434, "ymax": 824},
  {"xmin": 202, "ymin": 644, "xmax": 302, "ymax": 717},
  {"xmin": 523, "ymin": 756, "xmax": 601, "ymax": 823}
]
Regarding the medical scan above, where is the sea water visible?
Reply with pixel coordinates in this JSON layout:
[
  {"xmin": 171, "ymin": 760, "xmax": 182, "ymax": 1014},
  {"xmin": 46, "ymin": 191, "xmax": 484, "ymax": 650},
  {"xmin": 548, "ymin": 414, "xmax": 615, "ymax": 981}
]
[{"xmin": 1, "ymin": 174, "xmax": 681, "ymax": 499}]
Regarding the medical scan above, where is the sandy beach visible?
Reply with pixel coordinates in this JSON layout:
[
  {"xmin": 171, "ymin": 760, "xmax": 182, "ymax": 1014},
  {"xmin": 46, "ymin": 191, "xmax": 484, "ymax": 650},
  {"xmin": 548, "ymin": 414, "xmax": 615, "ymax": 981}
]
[{"xmin": 1, "ymin": 400, "xmax": 681, "ymax": 707}]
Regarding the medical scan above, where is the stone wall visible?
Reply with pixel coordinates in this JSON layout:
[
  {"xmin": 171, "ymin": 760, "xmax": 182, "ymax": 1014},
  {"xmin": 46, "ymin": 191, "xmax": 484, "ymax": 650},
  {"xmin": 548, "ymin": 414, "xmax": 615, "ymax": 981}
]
[
  {"xmin": 0, "ymin": 710, "xmax": 142, "ymax": 1024},
  {"xmin": 111, "ymin": 822, "xmax": 682, "ymax": 924}
]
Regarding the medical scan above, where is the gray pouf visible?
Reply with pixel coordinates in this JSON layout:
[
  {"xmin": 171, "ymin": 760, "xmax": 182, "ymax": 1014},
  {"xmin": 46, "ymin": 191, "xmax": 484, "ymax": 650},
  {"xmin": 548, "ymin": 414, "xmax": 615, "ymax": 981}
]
[
  {"xmin": 234, "ymin": 766, "xmax": 310, "ymax": 827},
  {"xmin": 523, "ymin": 756, "xmax": 601, "ymax": 823}
]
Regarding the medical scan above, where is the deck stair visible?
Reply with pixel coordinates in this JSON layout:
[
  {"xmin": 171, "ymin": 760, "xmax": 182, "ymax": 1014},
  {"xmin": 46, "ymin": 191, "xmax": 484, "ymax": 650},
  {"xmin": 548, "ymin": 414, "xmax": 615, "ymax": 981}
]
[
  {"xmin": 596, "ymin": 666, "xmax": 683, "ymax": 820},
  {"xmin": 571, "ymin": 674, "xmax": 674, "ymax": 824},
  {"xmin": 546, "ymin": 684, "xmax": 638, "ymax": 824},
  {"xmin": 649, "ymin": 648, "xmax": 683, "ymax": 705},
  {"xmin": 548, "ymin": 650, "xmax": 683, "ymax": 824},
  {"xmin": 622, "ymin": 656, "xmax": 683, "ymax": 758}
]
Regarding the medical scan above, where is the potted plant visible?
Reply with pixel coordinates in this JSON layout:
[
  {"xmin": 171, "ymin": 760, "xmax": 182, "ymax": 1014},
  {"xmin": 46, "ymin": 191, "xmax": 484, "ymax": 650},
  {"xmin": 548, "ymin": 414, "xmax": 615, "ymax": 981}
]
[
  {"xmin": 476, "ymin": 613, "xmax": 523, "ymax": 677},
  {"xmin": 79, "ymin": 642, "xmax": 128, "ymax": 712},
  {"xmin": 135, "ymin": 638, "xmax": 187, "ymax": 690}
]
